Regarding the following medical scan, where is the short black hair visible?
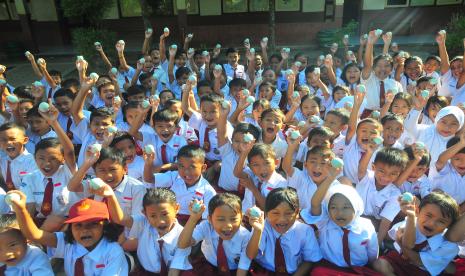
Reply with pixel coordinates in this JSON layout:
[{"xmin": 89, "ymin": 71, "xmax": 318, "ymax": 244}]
[
  {"xmin": 175, "ymin": 67, "xmax": 191, "ymax": 80},
  {"xmin": 232, "ymin": 123, "xmax": 261, "ymax": 141},
  {"xmin": 424, "ymin": 96, "xmax": 449, "ymax": 118},
  {"xmin": 143, "ymin": 188, "xmax": 177, "ymax": 209},
  {"xmin": 200, "ymin": 94, "xmax": 222, "ymax": 106},
  {"xmin": 300, "ymin": 94, "xmax": 321, "ymax": 108},
  {"xmin": 53, "ymin": 88, "xmax": 75, "ymax": 100},
  {"xmin": 308, "ymin": 126, "xmax": 335, "ymax": 145},
  {"xmin": 90, "ymin": 107, "xmax": 114, "ymax": 124},
  {"xmin": 164, "ymin": 99, "xmax": 181, "ymax": 109},
  {"xmin": 340, "ymin": 63, "xmax": 362, "ymax": 85},
  {"xmin": 197, "ymin": 80, "xmax": 211, "ymax": 89},
  {"xmin": 373, "ymin": 53, "xmax": 393, "ymax": 68},
  {"xmin": 177, "ymin": 144, "xmax": 205, "ymax": 162},
  {"xmin": 93, "ymin": 147, "xmax": 126, "ymax": 168},
  {"xmin": 0, "ymin": 214, "xmax": 20, "ymax": 234},
  {"xmin": 126, "ymin": 85, "xmax": 145, "ymax": 97},
  {"xmin": 404, "ymin": 145, "xmax": 431, "ymax": 167},
  {"xmin": 248, "ymin": 143, "xmax": 275, "ymax": 163},
  {"xmin": 446, "ymin": 136, "xmax": 465, "ymax": 154},
  {"xmin": 35, "ymin": 137, "xmax": 62, "ymax": 156},
  {"xmin": 61, "ymin": 78, "xmax": 80, "ymax": 90},
  {"xmin": 325, "ymin": 109, "xmax": 350, "ymax": 125},
  {"xmin": 425, "ymin": 55, "xmax": 441, "ymax": 64},
  {"xmin": 265, "ymin": 187, "xmax": 299, "ymax": 213},
  {"xmin": 49, "ymin": 70, "xmax": 62, "ymax": 79},
  {"xmin": 152, "ymin": 109, "xmax": 179, "ymax": 125},
  {"xmin": 0, "ymin": 122, "xmax": 26, "ymax": 134},
  {"xmin": 208, "ymin": 193, "xmax": 241, "ymax": 217},
  {"xmin": 380, "ymin": 112, "xmax": 404, "ymax": 126},
  {"xmin": 374, "ymin": 148, "xmax": 408, "ymax": 169},
  {"xmin": 229, "ymin": 78, "xmax": 247, "ymax": 89},
  {"xmin": 109, "ymin": 131, "xmax": 136, "ymax": 148},
  {"xmin": 12, "ymin": 85, "xmax": 33, "ymax": 100},
  {"xmin": 26, "ymin": 104, "xmax": 45, "ymax": 119},
  {"xmin": 226, "ymin": 48, "xmax": 239, "ymax": 55},
  {"xmin": 420, "ymin": 191, "xmax": 459, "ymax": 225},
  {"xmin": 122, "ymin": 101, "xmax": 141, "ymax": 123},
  {"xmin": 306, "ymin": 145, "xmax": 335, "ymax": 162},
  {"xmin": 139, "ymin": 72, "xmax": 152, "ymax": 83}
]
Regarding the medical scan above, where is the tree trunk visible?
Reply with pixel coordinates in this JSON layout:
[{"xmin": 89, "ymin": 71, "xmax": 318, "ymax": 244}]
[
  {"xmin": 139, "ymin": 0, "xmax": 152, "ymax": 29},
  {"xmin": 268, "ymin": 0, "xmax": 276, "ymax": 52}
]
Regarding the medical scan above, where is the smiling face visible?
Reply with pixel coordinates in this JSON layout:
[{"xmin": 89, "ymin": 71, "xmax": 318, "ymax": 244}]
[
  {"xmin": 417, "ymin": 204, "xmax": 452, "ymax": 237},
  {"xmin": 427, "ymin": 103, "xmax": 441, "ymax": 121},
  {"xmin": 54, "ymin": 96, "xmax": 73, "ymax": 116},
  {"xmin": 27, "ymin": 117, "xmax": 50, "ymax": 136},
  {"xmin": 374, "ymin": 58, "xmax": 393, "ymax": 80},
  {"xmin": 424, "ymin": 59, "xmax": 439, "ymax": 74},
  {"xmin": 90, "ymin": 116, "xmax": 113, "ymax": 141},
  {"xmin": 405, "ymin": 60, "xmax": 423, "ymax": 80},
  {"xmin": 94, "ymin": 159, "xmax": 126, "ymax": 188},
  {"xmin": 304, "ymin": 152, "xmax": 331, "ymax": 184},
  {"xmin": 390, "ymin": 99, "xmax": 410, "ymax": 118},
  {"xmin": 372, "ymin": 162, "xmax": 402, "ymax": 188},
  {"xmin": 248, "ymin": 155, "xmax": 277, "ymax": 182},
  {"xmin": 0, "ymin": 230, "xmax": 27, "ymax": 267},
  {"xmin": 328, "ymin": 194, "xmax": 355, "ymax": 227},
  {"xmin": 300, "ymin": 97, "xmax": 320, "ymax": 119},
  {"xmin": 324, "ymin": 113, "xmax": 345, "ymax": 134},
  {"xmin": 160, "ymin": 91, "xmax": 174, "ymax": 106},
  {"xmin": 450, "ymin": 60, "xmax": 463, "ymax": 79},
  {"xmin": 262, "ymin": 69, "xmax": 276, "ymax": 83},
  {"xmin": 333, "ymin": 89, "xmax": 348, "ymax": 103},
  {"xmin": 98, "ymin": 83, "xmax": 115, "ymax": 106},
  {"xmin": 71, "ymin": 220, "xmax": 104, "ymax": 250},
  {"xmin": 200, "ymin": 101, "xmax": 220, "ymax": 128},
  {"xmin": 144, "ymin": 202, "xmax": 179, "ymax": 236},
  {"xmin": 259, "ymin": 113, "xmax": 283, "ymax": 140},
  {"xmin": 259, "ymin": 85, "xmax": 274, "ymax": 101},
  {"xmin": 227, "ymin": 52, "xmax": 239, "ymax": 66},
  {"xmin": 114, "ymin": 139, "xmax": 136, "ymax": 164},
  {"xmin": 18, "ymin": 102, "xmax": 33, "ymax": 121},
  {"xmin": 451, "ymin": 152, "xmax": 465, "ymax": 176},
  {"xmin": 345, "ymin": 65, "xmax": 361, "ymax": 84},
  {"xmin": 436, "ymin": 114, "xmax": 460, "ymax": 137},
  {"xmin": 35, "ymin": 146, "xmax": 64, "ymax": 176},
  {"xmin": 154, "ymin": 120, "xmax": 177, "ymax": 143},
  {"xmin": 177, "ymin": 156, "xmax": 206, "ymax": 186},
  {"xmin": 266, "ymin": 202, "xmax": 298, "ymax": 234},
  {"xmin": 0, "ymin": 128, "xmax": 28, "ymax": 159},
  {"xmin": 209, "ymin": 205, "xmax": 242, "ymax": 240},
  {"xmin": 407, "ymin": 163, "xmax": 428, "ymax": 182},
  {"xmin": 382, "ymin": 120, "xmax": 403, "ymax": 146},
  {"xmin": 356, "ymin": 121, "xmax": 381, "ymax": 147}
]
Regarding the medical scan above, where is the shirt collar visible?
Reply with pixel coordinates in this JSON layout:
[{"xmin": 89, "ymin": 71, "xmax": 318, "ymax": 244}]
[
  {"xmin": 86, "ymin": 238, "xmax": 109, "ymax": 261},
  {"xmin": 114, "ymin": 175, "xmax": 128, "ymax": 193},
  {"xmin": 158, "ymin": 220, "xmax": 182, "ymax": 243}
]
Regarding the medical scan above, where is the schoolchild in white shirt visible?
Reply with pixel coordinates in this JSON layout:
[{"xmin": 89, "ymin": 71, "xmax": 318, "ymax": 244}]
[
  {"xmin": 284, "ymin": 144, "xmax": 341, "ymax": 211},
  {"xmin": 323, "ymin": 109, "xmax": 349, "ymax": 159},
  {"xmin": 294, "ymin": 127, "xmax": 335, "ymax": 166},
  {"xmin": 0, "ymin": 214, "xmax": 54, "ymax": 275},
  {"xmin": 234, "ymin": 143, "xmax": 287, "ymax": 214},
  {"xmin": 397, "ymin": 145, "xmax": 432, "ymax": 199},
  {"xmin": 396, "ymin": 56, "xmax": 425, "ymax": 92},
  {"xmin": 0, "ymin": 123, "xmax": 37, "ymax": 190},
  {"xmin": 436, "ymin": 30, "xmax": 462, "ymax": 98},
  {"xmin": 301, "ymin": 181, "xmax": 379, "ymax": 275},
  {"xmin": 223, "ymin": 48, "xmax": 246, "ymax": 80},
  {"xmin": 144, "ymin": 145, "xmax": 217, "ymax": 225},
  {"xmin": 98, "ymin": 186, "xmax": 192, "ymax": 275},
  {"xmin": 178, "ymin": 193, "xmax": 252, "ymax": 276},
  {"xmin": 25, "ymin": 105, "xmax": 57, "ymax": 154},
  {"xmin": 374, "ymin": 192, "xmax": 459, "ymax": 276},
  {"xmin": 356, "ymin": 147, "xmax": 408, "ymax": 245},
  {"xmin": 420, "ymin": 95, "xmax": 449, "ymax": 126},
  {"xmin": 246, "ymin": 187, "xmax": 322, "ymax": 275},
  {"xmin": 257, "ymin": 108, "xmax": 287, "ymax": 160},
  {"xmin": 163, "ymin": 99, "xmax": 198, "ymax": 143},
  {"xmin": 430, "ymin": 134, "xmax": 465, "ymax": 208},
  {"xmin": 21, "ymin": 103, "xmax": 78, "ymax": 227},
  {"xmin": 109, "ymin": 131, "xmax": 145, "ymax": 181},
  {"xmin": 9, "ymin": 194, "xmax": 128, "ymax": 275}
]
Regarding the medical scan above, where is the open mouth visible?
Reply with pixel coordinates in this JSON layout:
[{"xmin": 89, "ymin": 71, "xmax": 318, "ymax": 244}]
[
  {"xmin": 42, "ymin": 167, "xmax": 52, "ymax": 174},
  {"xmin": 5, "ymin": 257, "xmax": 16, "ymax": 263},
  {"xmin": 266, "ymin": 127, "xmax": 275, "ymax": 134},
  {"xmin": 361, "ymin": 138, "xmax": 369, "ymax": 144},
  {"xmin": 259, "ymin": 173, "xmax": 268, "ymax": 181},
  {"xmin": 80, "ymin": 235, "xmax": 93, "ymax": 242},
  {"xmin": 221, "ymin": 230, "xmax": 234, "ymax": 239},
  {"xmin": 161, "ymin": 133, "xmax": 171, "ymax": 139},
  {"xmin": 6, "ymin": 146, "xmax": 16, "ymax": 153},
  {"xmin": 275, "ymin": 223, "xmax": 288, "ymax": 232},
  {"xmin": 157, "ymin": 225, "xmax": 168, "ymax": 232},
  {"xmin": 312, "ymin": 172, "xmax": 322, "ymax": 178}
]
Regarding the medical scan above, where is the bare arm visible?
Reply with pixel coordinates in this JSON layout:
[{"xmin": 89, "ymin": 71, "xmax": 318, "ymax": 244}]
[
  {"xmin": 142, "ymin": 29, "xmax": 153, "ymax": 55},
  {"xmin": 377, "ymin": 218, "xmax": 392, "ymax": 245},
  {"xmin": 177, "ymin": 202, "xmax": 204, "ymax": 249},
  {"xmin": 282, "ymin": 137, "xmax": 301, "ymax": 177},
  {"xmin": 346, "ymin": 90, "xmax": 365, "ymax": 144},
  {"xmin": 181, "ymin": 84, "xmax": 194, "ymax": 117},
  {"xmin": 116, "ymin": 41, "xmax": 130, "ymax": 71},
  {"xmin": 436, "ymin": 31, "xmax": 450, "ymax": 75},
  {"xmin": 71, "ymin": 77, "xmax": 94, "ymax": 125},
  {"xmin": 362, "ymin": 31, "xmax": 377, "ymax": 80},
  {"xmin": 26, "ymin": 53, "xmax": 43, "ymax": 78},
  {"xmin": 96, "ymin": 44, "xmax": 113, "ymax": 70},
  {"xmin": 311, "ymin": 168, "xmax": 339, "ymax": 216},
  {"xmin": 437, "ymin": 131, "xmax": 465, "ymax": 172}
]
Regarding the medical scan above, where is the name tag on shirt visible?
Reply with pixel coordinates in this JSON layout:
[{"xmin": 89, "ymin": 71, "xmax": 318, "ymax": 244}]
[{"xmin": 96, "ymin": 264, "xmax": 105, "ymax": 268}]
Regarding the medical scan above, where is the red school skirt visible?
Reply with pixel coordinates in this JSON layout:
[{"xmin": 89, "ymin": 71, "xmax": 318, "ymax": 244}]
[
  {"xmin": 311, "ymin": 259, "xmax": 382, "ymax": 276},
  {"xmin": 190, "ymin": 255, "xmax": 236, "ymax": 276},
  {"xmin": 248, "ymin": 261, "xmax": 288, "ymax": 276},
  {"xmin": 379, "ymin": 250, "xmax": 429, "ymax": 276}
]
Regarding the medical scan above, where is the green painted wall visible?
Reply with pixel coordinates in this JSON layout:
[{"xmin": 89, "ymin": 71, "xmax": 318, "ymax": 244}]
[
  {"xmin": 200, "ymin": 0, "xmax": 221, "ymax": 15},
  {"xmin": 302, "ymin": 0, "xmax": 325, "ymax": 12}
]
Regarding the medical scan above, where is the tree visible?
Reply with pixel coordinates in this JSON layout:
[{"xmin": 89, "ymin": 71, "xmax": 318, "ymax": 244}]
[{"xmin": 268, "ymin": 0, "xmax": 276, "ymax": 52}]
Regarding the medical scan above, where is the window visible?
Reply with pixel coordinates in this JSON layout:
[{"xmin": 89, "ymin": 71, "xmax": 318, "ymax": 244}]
[
  {"xmin": 0, "ymin": 0, "xmax": 18, "ymax": 20},
  {"xmin": 119, "ymin": 0, "xmax": 142, "ymax": 17},
  {"xmin": 223, "ymin": 0, "xmax": 248, "ymax": 13},
  {"xmin": 250, "ymin": 0, "xmax": 269, "ymax": 12},
  {"xmin": 385, "ymin": 0, "xmax": 409, "ymax": 6}
]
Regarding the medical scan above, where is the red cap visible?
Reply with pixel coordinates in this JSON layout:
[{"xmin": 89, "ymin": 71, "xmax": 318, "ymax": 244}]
[{"xmin": 64, "ymin": 198, "xmax": 109, "ymax": 224}]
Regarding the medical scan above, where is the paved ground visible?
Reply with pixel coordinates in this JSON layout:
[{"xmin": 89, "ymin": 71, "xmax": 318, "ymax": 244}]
[{"xmin": 2, "ymin": 35, "xmax": 437, "ymax": 88}]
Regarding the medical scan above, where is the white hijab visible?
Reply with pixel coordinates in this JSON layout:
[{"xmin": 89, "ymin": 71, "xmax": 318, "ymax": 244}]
[{"xmin": 323, "ymin": 184, "xmax": 364, "ymax": 227}]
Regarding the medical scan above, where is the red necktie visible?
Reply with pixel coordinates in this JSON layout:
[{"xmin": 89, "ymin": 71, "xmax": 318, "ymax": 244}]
[
  {"xmin": 0, "ymin": 265, "xmax": 6, "ymax": 275},
  {"xmin": 74, "ymin": 255, "xmax": 85, "ymax": 276},
  {"xmin": 342, "ymin": 227, "xmax": 351, "ymax": 266},
  {"xmin": 275, "ymin": 236, "xmax": 287, "ymax": 275},
  {"xmin": 203, "ymin": 127, "xmax": 210, "ymax": 152},
  {"xmin": 124, "ymin": 76, "xmax": 130, "ymax": 84},
  {"xmin": 161, "ymin": 144, "xmax": 169, "ymax": 164},
  {"xmin": 40, "ymin": 178, "xmax": 53, "ymax": 216},
  {"xmin": 66, "ymin": 117, "xmax": 73, "ymax": 140},
  {"xmin": 413, "ymin": 240, "xmax": 428, "ymax": 252},
  {"xmin": 257, "ymin": 181, "xmax": 263, "ymax": 193},
  {"xmin": 233, "ymin": 68, "xmax": 237, "ymax": 79},
  {"xmin": 48, "ymin": 87, "xmax": 53, "ymax": 99},
  {"xmin": 379, "ymin": 80, "xmax": 385, "ymax": 107},
  {"xmin": 158, "ymin": 240, "xmax": 168, "ymax": 276},
  {"xmin": 217, "ymin": 237, "xmax": 230, "ymax": 276},
  {"xmin": 5, "ymin": 160, "xmax": 15, "ymax": 191},
  {"xmin": 359, "ymin": 151, "xmax": 366, "ymax": 162}
]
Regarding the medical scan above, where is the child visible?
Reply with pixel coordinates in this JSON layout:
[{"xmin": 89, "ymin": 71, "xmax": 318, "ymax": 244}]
[
  {"xmin": 424, "ymin": 55, "xmax": 441, "ymax": 79},
  {"xmin": 178, "ymin": 193, "xmax": 252, "ymax": 275},
  {"xmin": 295, "ymin": 126, "xmax": 335, "ymax": 166},
  {"xmin": 0, "ymin": 123, "xmax": 37, "ymax": 190},
  {"xmin": 246, "ymin": 187, "xmax": 322, "ymax": 275},
  {"xmin": 324, "ymin": 109, "xmax": 349, "ymax": 158},
  {"xmin": 302, "ymin": 181, "xmax": 380, "ymax": 275},
  {"xmin": 234, "ymin": 143, "xmax": 287, "ymax": 212},
  {"xmin": 380, "ymin": 113, "xmax": 404, "ymax": 149},
  {"xmin": 284, "ymin": 143, "xmax": 341, "ymax": 210},
  {"xmin": 385, "ymin": 92, "xmax": 412, "ymax": 119},
  {"xmin": 143, "ymin": 145, "xmax": 217, "ymax": 224},
  {"xmin": 397, "ymin": 145, "xmax": 432, "ymax": 199},
  {"xmin": 286, "ymin": 94, "xmax": 322, "ymax": 123},
  {"xmin": 164, "ymin": 99, "xmax": 198, "ymax": 143},
  {"xmin": 396, "ymin": 56, "xmax": 425, "ymax": 92},
  {"xmin": 338, "ymin": 63, "xmax": 361, "ymax": 92},
  {"xmin": 431, "ymin": 134, "xmax": 465, "ymax": 210},
  {"xmin": 344, "ymin": 90, "xmax": 383, "ymax": 183},
  {"xmin": 223, "ymin": 48, "xmax": 246, "ymax": 80},
  {"xmin": 218, "ymin": 102, "xmax": 261, "ymax": 194},
  {"xmin": 21, "ymin": 103, "xmax": 78, "ymax": 227},
  {"xmin": 0, "ymin": 214, "xmax": 53, "ymax": 275},
  {"xmin": 9, "ymin": 192, "xmax": 129, "ymax": 275},
  {"xmin": 258, "ymin": 82, "xmax": 278, "ymax": 108},
  {"xmin": 258, "ymin": 108, "xmax": 287, "ymax": 160},
  {"xmin": 357, "ymin": 147, "xmax": 408, "ymax": 245},
  {"xmin": 373, "ymin": 192, "xmax": 459, "ymax": 276},
  {"xmin": 405, "ymin": 103, "xmax": 464, "ymax": 166},
  {"xmin": 95, "ymin": 186, "xmax": 192, "ymax": 274},
  {"xmin": 109, "ymin": 131, "xmax": 145, "ymax": 181},
  {"xmin": 118, "ymin": 101, "xmax": 155, "ymax": 135},
  {"xmin": 25, "ymin": 105, "xmax": 57, "ymax": 153},
  {"xmin": 16, "ymin": 99, "xmax": 34, "ymax": 128},
  {"xmin": 420, "ymin": 95, "xmax": 448, "ymax": 126},
  {"xmin": 67, "ymin": 147, "xmax": 145, "ymax": 219}
]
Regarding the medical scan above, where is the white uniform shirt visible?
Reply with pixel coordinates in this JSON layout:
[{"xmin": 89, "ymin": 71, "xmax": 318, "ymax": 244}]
[
  {"xmin": 58, "ymin": 111, "xmax": 90, "ymax": 145},
  {"xmin": 242, "ymin": 170, "xmax": 287, "ymax": 212},
  {"xmin": 177, "ymin": 119, "xmax": 198, "ymax": 142},
  {"xmin": 256, "ymin": 221, "xmax": 322, "ymax": 273},
  {"xmin": 0, "ymin": 149, "xmax": 37, "ymax": 189},
  {"xmin": 153, "ymin": 171, "xmax": 216, "ymax": 219},
  {"xmin": 430, "ymin": 162, "xmax": 465, "ymax": 205},
  {"xmin": 218, "ymin": 142, "xmax": 242, "ymax": 191},
  {"xmin": 85, "ymin": 175, "xmax": 145, "ymax": 218},
  {"xmin": 2, "ymin": 245, "xmax": 53, "ymax": 276},
  {"xmin": 400, "ymin": 175, "xmax": 432, "ymax": 199},
  {"xmin": 25, "ymin": 129, "xmax": 57, "ymax": 154},
  {"xmin": 356, "ymin": 170, "xmax": 401, "ymax": 221},
  {"xmin": 21, "ymin": 164, "xmax": 80, "ymax": 217},
  {"xmin": 141, "ymin": 132, "xmax": 187, "ymax": 167},
  {"xmin": 192, "ymin": 221, "xmax": 252, "ymax": 270},
  {"xmin": 332, "ymin": 134, "xmax": 346, "ymax": 159},
  {"xmin": 127, "ymin": 155, "xmax": 144, "ymax": 182},
  {"xmin": 343, "ymin": 135, "xmax": 365, "ymax": 184},
  {"xmin": 360, "ymin": 72, "xmax": 403, "ymax": 110},
  {"xmin": 188, "ymin": 110, "xmax": 233, "ymax": 161},
  {"xmin": 53, "ymin": 232, "xmax": 128, "ymax": 276},
  {"xmin": 259, "ymin": 134, "xmax": 287, "ymax": 160},
  {"xmin": 71, "ymin": 117, "xmax": 99, "ymax": 168},
  {"xmin": 438, "ymin": 69, "xmax": 457, "ymax": 97},
  {"xmin": 223, "ymin": 64, "xmax": 246, "ymax": 80},
  {"xmin": 129, "ymin": 216, "xmax": 191, "ymax": 272},
  {"xmin": 388, "ymin": 219, "xmax": 458, "ymax": 276}
]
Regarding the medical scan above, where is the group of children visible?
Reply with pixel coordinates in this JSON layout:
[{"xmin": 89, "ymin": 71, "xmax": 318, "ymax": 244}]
[{"xmin": 0, "ymin": 26, "xmax": 465, "ymax": 275}]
